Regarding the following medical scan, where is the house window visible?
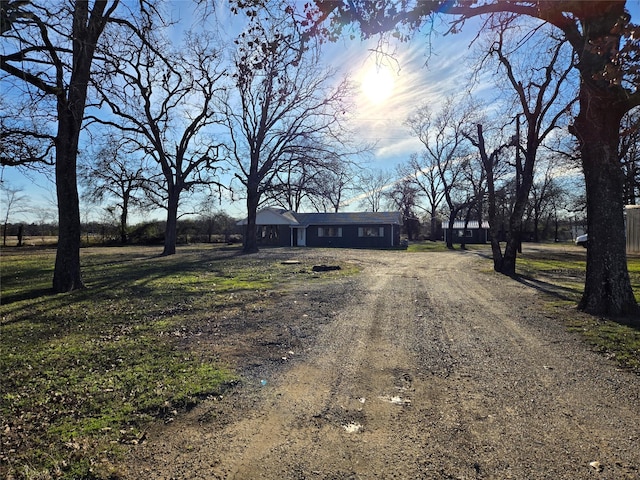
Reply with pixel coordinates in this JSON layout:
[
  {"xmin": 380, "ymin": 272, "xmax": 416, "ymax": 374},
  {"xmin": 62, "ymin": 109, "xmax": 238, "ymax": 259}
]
[
  {"xmin": 358, "ymin": 227, "xmax": 384, "ymax": 237},
  {"xmin": 457, "ymin": 229, "xmax": 473, "ymax": 238},
  {"xmin": 318, "ymin": 227, "xmax": 342, "ymax": 237},
  {"xmin": 259, "ymin": 225, "xmax": 278, "ymax": 240}
]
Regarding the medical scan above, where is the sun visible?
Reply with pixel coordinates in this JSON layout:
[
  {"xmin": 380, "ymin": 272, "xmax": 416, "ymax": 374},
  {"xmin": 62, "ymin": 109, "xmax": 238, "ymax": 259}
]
[{"xmin": 361, "ymin": 65, "xmax": 395, "ymax": 105}]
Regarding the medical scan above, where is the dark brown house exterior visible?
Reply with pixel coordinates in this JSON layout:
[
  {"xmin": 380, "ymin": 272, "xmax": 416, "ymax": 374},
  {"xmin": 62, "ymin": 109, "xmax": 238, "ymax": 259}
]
[{"xmin": 238, "ymin": 208, "xmax": 402, "ymax": 249}]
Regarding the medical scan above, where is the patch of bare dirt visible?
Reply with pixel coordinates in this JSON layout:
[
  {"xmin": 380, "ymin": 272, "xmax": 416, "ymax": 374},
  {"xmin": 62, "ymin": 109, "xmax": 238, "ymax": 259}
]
[{"xmin": 120, "ymin": 247, "xmax": 640, "ymax": 479}]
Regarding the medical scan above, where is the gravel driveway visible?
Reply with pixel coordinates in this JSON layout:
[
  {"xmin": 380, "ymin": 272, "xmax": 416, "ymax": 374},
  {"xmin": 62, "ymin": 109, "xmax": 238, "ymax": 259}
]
[{"xmin": 125, "ymin": 247, "xmax": 640, "ymax": 479}]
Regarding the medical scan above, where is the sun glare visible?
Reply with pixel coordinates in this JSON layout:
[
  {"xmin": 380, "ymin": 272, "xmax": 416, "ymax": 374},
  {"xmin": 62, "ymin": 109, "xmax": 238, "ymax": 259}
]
[{"xmin": 361, "ymin": 65, "xmax": 395, "ymax": 105}]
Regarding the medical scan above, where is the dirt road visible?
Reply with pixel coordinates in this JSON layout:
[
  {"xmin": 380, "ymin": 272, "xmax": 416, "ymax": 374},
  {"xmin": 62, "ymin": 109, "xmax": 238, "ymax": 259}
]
[{"xmin": 126, "ymin": 248, "xmax": 640, "ymax": 479}]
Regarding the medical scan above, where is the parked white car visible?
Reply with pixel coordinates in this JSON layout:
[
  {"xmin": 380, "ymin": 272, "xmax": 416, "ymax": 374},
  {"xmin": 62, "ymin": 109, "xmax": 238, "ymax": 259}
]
[{"xmin": 575, "ymin": 233, "xmax": 588, "ymax": 248}]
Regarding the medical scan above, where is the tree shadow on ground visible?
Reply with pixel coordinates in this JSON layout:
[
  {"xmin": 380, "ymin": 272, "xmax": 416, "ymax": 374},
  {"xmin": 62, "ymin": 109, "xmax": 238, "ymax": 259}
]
[
  {"xmin": 512, "ymin": 274, "xmax": 581, "ymax": 303},
  {"xmin": 0, "ymin": 288, "xmax": 55, "ymax": 314}
]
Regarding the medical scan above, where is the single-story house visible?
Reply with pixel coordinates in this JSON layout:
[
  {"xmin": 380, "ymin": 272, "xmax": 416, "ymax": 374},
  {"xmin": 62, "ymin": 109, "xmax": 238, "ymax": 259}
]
[
  {"xmin": 237, "ymin": 207, "xmax": 402, "ymax": 248},
  {"xmin": 443, "ymin": 220, "xmax": 491, "ymax": 244}
]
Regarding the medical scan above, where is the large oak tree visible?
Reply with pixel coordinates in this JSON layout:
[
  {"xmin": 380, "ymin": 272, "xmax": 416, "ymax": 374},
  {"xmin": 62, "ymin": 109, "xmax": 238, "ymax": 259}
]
[
  {"xmin": 1, "ymin": 0, "xmax": 148, "ymax": 291},
  {"xmin": 90, "ymin": 27, "xmax": 226, "ymax": 256},
  {"xmin": 472, "ymin": 16, "xmax": 573, "ymax": 274}
]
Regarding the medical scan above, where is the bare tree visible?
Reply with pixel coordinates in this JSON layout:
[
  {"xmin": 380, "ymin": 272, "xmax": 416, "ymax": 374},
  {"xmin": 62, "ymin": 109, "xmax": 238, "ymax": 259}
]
[
  {"xmin": 266, "ymin": 159, "xmax": 317, "ymax": 212},
  {"xmin": 356, "ymin": 169, "xmax": 392, "ymax": 213},
  {"xmin": 620, "ymin": 108, "xmax": 640, "ymax": 205},
  {"xmin": 0, "ymin": 181, "xmax": 28, "ymax": 246},
  {"xmin": 223, "ymin": 13, "xmax": 356, "ymax": 253},
  {"xmin": 401, "ymin": 152, "xmax": 446, "ymax": 241},
  {"xmin": 307, "ymin": 163, "xmax": 354, "ymax": 213},
  {"xmin": 266, "ymin": 153, "xmax": 354, "ymax": 213},
  {"xmin": 472, "ymin": 123, "xmax": 507, "ymax": 267},
  {"xmin": 479, "ymin": 17, "xmax": 574, "ymax": 274},
  {"xmin": 79, "ymin": 136, "xmax": 150, "ymax": 244},
  {"xmin": 197, "ymin": 195, "xmax": 236, "ymax": 243},
  {"xmin": 386, "ymin": 174, "xmax": 421, "ymax": 240},
  {"xmin": 90, "ymin": 25, "xmax": 226, "ymax": 255},
  {"xmin": 0, "ymin": 0, "xmax": 139, "ymax": 291},
  {"xmin": 458, "ymin": 147, "xmax": 489, "ymax": 251},
  {"xmin": 406, "ymin": 97, "xmax": 475, "ymax": 249}
]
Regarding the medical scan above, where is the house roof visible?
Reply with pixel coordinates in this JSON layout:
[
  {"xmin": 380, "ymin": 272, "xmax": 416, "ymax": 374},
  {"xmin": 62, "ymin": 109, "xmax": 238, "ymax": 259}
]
[
  {"xmin": 449, "ymin": 220, "xmax": 490, "ymax": 229},
  {"xmin": 294, "ymin": 211, "xmax": 401, "ymax": 226},
  {"xmin": 237, "ymin": 207, "xmax": 401, "ymax": 226},
  {"xmin": 236, "ymin": 207, "xmax": 299, "ymax": 226}
]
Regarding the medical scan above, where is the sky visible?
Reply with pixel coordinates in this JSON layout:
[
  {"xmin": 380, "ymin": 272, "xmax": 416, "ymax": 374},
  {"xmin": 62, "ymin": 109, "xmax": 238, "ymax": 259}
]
[{"xmin": 2, "ymin": 1, "xmax": 640, "ymax": 225}]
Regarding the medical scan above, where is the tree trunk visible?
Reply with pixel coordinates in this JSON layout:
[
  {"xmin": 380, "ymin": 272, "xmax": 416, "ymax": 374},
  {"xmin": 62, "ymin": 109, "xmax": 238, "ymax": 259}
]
[
  {"xmin": 430, "ymin": 213, "xmax": 438, "ymax": 241},
  {"xmin": 489, "ymin": 236, "xmax": 503, "ymax": 271},
  {"xmin": 487, "ymin": 192, "xmax": 504, "ymax": 272},
  {"xmin": 460, "ymin": 208, "xmax": 473, "ymax": 250},
  {"xmin": 575, "ymin": 88, "xmax": 638, "ymax": 317},
  {"xmin": 163, "ymin": 189, "xmax": 179, "ymax": 256},
  {"xmin": 533, "ymin": 214, "xmax": 540, "ymax": 243},
  {"xmin": 475, "ymin": 124, "xmax": 504, "ymax": 272},
  {"xmin": 565, "ymin": 2, "xmax": 638, "ymax": 319},
  {"xmin": 500, "ymin": 233, "xmax": 519, "ymax": 277},
  {"xmin": 445, "ymin": 216, "xmax": 456, "ymax": 250},
  {"xmin": 500, "ymin": 146, "xmax": 535, "ymax": 276},
  {"xmin": 243, "ymin": 187, "xmax": 260, "ymax": 254},
  {"xmin": 50, "ymin": 1, "xmax": 109, "ymax": 292},
  {"xmin": 120, "ymin": 196, "xmax": 129, "ymax": 244},
  {"xmin": 53, "ymin": 106, "xmax": 84, "ymax": 292}
]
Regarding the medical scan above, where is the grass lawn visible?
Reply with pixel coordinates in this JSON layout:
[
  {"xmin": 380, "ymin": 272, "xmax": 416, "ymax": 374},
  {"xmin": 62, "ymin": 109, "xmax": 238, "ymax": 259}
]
[
  {"xmin": 515, "ymin": 242, "xmax": 640, "ymax": 373},
  {"xmin": 1, "ymin": 244, "xmax": 355, "ymax": 480},
  {"xmin": 406, "ymin": 241, "xmax": 451, "ymax": 252}
]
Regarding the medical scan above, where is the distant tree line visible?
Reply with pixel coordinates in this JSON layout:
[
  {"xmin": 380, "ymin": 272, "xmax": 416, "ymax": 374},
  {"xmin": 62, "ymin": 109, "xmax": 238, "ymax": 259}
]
[{"xmin": 1, "ymin": 212, "xmax": 241, "ymax": 247}]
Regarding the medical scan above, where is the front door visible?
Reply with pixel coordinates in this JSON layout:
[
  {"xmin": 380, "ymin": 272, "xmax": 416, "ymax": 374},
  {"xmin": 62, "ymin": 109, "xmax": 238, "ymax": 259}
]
[{"xmin": 297, "ymin": 228, "xmax": 306, "ymax": 247}]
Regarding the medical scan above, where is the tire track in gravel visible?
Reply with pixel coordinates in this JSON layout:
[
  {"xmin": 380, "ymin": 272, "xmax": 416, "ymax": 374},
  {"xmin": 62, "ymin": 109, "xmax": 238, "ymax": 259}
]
[
  {"xmin": 126, "ymin": 248, "xmax": 640, "ymax": 480},
  {"xmin": 219, "ymin": 253, "xmax": 437, "ymax": 479},
  {"xmin": 414, "ymin": 250, "xmax": 640, "ymax": 479}
]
